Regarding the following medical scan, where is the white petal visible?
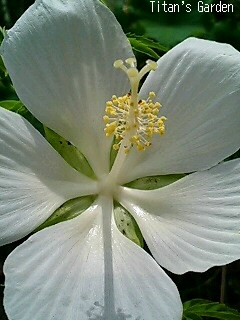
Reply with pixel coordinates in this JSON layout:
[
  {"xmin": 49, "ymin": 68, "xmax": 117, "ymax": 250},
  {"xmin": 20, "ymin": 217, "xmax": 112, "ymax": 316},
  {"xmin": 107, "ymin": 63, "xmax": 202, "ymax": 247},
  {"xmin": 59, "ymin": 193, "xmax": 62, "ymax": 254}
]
[
  {"xmin": 0, "ymin": 107, "xmax": 97, "ymax": 245},
  {"xmin": 118, "ymin": 38, "xmax": 240, "ymax": 183},
  {"xmin": 4, "ymin": 196, "xmax": 182, "ymax": 320},
  {"xmin": 1, "ymin": 0, "xmax": 133, "ymax": 177},
  {"xmin": 116, "ymin": 159, "xmax": 240, "ymax": 274}
]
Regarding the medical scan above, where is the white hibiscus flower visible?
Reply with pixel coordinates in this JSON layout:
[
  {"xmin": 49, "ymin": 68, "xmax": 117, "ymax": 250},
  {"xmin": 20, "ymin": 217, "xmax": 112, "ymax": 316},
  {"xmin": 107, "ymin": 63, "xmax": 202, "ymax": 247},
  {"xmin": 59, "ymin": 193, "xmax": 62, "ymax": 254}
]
[{"xmin": 1, "ymin": 0, "xmax": 240, "ymax": 319}]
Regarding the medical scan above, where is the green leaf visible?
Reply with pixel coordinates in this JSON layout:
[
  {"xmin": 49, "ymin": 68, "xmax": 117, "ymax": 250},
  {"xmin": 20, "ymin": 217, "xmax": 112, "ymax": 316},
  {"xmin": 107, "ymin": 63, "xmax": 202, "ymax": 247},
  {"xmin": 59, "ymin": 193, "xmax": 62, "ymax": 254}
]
[
  {"xmin": 35, "ymin": 195, "xmax": 96, "ymax": 232},
  {"xmin": 128, "ymin": 33, "xmax": 169, "ymax": 52},
  {"xmin": 44, "ymin": 127, "xmax": 96, "ymax": 179},
  {"xmin": 114, "ymin": 203, "xmax": 144, "ymax": 247},
  {"xmin": 128, "ymin": 34, "xmax": 168, "ymax": 59},
  {"xmin": 99, "ymin": 0, "xmax": 109, "ymax": 7},
  {"xmin": 183, "ymin": 299, "xmax": 240, "ymax": 320},
  {"xmin": 125, "ymin": 174, "xmax": 185, "ymax": 190},
  {"xmin": 0, "ymin": 28, "xmax": 6, "ymax": 77},
  {"xmin": 0, "ymin": 56, "xmax": 7, "ymax": 79},
  {"xmin": 142, "ymin": 21, "xmax": 206, "ymax": 47},
  {"xmin": 0, "ymin": 100, "xmax": 28, "ymax": 115},
  {"xmin": 0, "ymin": 30, "xmax": 13, "ymax": 89},
  {"xmin": 183, "ymin": 313, "xmax": 203, "ymax": 320},
  {"xmin": 0, "ymin": 26, "xmax": 5, "ymax": 42}
]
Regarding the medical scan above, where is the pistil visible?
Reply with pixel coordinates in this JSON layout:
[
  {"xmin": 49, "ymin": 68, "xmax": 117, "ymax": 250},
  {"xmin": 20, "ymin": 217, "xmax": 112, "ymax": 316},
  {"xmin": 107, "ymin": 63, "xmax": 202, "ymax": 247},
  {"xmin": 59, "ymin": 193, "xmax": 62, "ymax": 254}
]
[{"xmin": 103, "ymin": 58, "xmax": 167, "ymax": 154}]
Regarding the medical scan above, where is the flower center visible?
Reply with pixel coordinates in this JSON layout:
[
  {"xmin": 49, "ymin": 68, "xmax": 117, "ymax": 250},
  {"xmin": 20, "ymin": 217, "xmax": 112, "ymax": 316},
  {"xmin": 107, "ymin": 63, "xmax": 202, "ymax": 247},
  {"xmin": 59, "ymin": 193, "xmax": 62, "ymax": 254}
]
[
  {"xmin": 98, "ymin": 174, "xmax": 118, "ymax": 197},
  {"xmin": 103, "ymin": 58, "xmax": 167, "ymax": 154}
]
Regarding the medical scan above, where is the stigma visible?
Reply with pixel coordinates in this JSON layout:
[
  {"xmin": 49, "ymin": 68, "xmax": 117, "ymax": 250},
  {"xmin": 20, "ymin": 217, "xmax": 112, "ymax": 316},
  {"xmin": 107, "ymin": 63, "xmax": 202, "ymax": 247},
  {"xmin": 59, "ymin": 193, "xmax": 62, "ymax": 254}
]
[{"xmin": 103, "ymin": 58, "xmax": 167, "ymax": 154}]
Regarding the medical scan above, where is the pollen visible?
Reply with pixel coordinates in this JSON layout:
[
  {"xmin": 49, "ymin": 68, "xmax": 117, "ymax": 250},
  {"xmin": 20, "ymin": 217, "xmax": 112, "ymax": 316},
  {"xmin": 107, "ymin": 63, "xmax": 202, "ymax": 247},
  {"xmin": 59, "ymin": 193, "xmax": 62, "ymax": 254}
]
[{"xmin": 103, "ymin": 58, "xmax": 167, "ymax": 153}]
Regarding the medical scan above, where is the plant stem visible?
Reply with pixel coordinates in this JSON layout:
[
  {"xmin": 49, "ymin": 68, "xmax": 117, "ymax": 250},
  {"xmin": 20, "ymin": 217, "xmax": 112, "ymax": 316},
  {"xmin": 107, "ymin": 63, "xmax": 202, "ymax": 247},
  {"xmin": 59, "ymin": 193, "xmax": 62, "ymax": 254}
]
[{"xmin": 220, "ymin": 265, "xmax": 227, "ymax": 303}]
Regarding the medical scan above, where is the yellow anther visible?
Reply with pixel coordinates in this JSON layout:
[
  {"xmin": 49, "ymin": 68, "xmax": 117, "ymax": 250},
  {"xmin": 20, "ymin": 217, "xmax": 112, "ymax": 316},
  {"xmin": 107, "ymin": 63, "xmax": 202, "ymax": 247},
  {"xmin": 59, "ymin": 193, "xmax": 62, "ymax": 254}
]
[
  {"xmin": 104, "ymin": 122, "xmax": 117, "ymax": 136},
  {"xmin": 148, "ymin": 103, "xmax": 154, "ymax": 109},
  {"xmin": 159, "ymin": 127, "xmax": 165, "ymax": 135},
  {"xmin": 149, "ymin": 91, "xmax": 156, "ymax": 99},
  {"xmin": 130, "ymin": 135, "xmax": 140, "ymax": 143},
  {"xmin": 105, "ymin": 106, "xmax": 117, "ymax": 116},
  {"xmin": 160, "ymin": 116, "xmax": 167, "ymax": 121},
  {"xmin": 103, "ymin": 115, "xmax": 110, "ymax": 123},
  {"xmin": 145, "ymin": 108, "xmax": 151, "ymax": 113},
  {"xmin": 113, "ymin": 144, "xmax": 120, "ymax": 151},
  {"xmin": 137, "ymin": 143, "xmax": 145, "ymax": 151}
]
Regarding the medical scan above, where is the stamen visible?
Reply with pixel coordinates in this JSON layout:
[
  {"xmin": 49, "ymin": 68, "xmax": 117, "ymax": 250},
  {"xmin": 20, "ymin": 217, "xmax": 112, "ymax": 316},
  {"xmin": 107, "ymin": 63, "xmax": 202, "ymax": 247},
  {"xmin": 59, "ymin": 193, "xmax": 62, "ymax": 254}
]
[{"xmin": 103, "ymin": 58, "xmax": 166, "ymax": 154}]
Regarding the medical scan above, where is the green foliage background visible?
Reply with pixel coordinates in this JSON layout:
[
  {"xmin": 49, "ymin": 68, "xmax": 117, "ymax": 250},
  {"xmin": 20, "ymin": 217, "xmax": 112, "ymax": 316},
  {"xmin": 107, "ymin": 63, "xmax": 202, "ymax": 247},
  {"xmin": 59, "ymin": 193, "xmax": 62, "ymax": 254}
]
[{"xmin": 0, "ymin": 0, "xmax": 240, "ymax": 319}]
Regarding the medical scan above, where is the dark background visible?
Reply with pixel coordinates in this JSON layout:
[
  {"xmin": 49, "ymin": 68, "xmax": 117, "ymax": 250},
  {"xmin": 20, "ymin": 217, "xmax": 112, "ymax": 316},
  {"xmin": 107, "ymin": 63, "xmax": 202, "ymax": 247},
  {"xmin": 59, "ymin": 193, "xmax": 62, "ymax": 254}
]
[{"xmin": 0, "ymin": 0, "xmax": 240, "ymax": 319}]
